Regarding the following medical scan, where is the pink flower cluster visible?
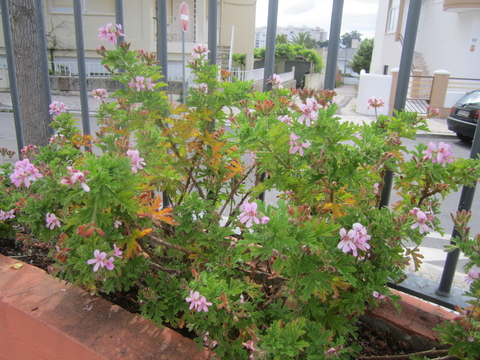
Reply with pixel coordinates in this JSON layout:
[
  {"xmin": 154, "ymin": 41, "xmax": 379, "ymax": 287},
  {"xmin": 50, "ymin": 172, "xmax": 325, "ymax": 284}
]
[
  {"xmin": 277, "ymin": 115, "xmax": 293, "ymax": 125},
  {"xmin": 465, "ymin": 269, "xmax": 480, "ymax": 284},
  {"xmin": 267, "ymin": 74, "xmax": 284, "ymax": 90},
  {"xmin": 92, "ymin": 88, "xmax": 108, "ymax": 99},
  {"xmin": 0, "ymin": 209, "xmax": 15, "ymax": 220},
  {"xmin": 49, "ymin": 101, "xmax": 68, "ymax": 115},
  {"xmin": 191, "ymin": 44, "xmax": 210, "ymax": 59},
  {"xmin": 128, "ymin": 76, "xmax": 155, "ymax": 91},
  {"xmin": 46, "ymin": 212, "xmax": 61, "ymax": 230},
  {"xmin": 126, "ymin": 149, "xmax": 146, "ymax": 173},
  {"xmin": 60, "ymin": 166, "xmax": 90, "ymax": 192},
  {"xmin": 289, "ymin": 132, "xmax": 310, "ymax": 156},
  {"xmin": 238, "ymin": 199, "xmax": 269, "ymax": 228},
  {"xmin": 185, "ymin": 290, "xmax": 212, "ymax": 313},
  {"xmin": 10, "ymin": 158, "xmax": 43, "ymax": 188},
  {"xmin": 242, "ymin": 340, "xmax": 256, "ymax": 359},
  {"xmin": 298, "ymin": 98, "xmax": 318, "ymax": 126},
  {"xmin": 426, "ymin": 105, "xmax": 439, "ymax": 118},
  {"xmin": 366, "ymin": 96, "xmax": 385, "ymax": 109},
  {"xmin": 337, "ymin": 223, "xmax": 371, "ymax": 257},
  {"xmin": 325, "ymin": 345, "xmax": 343, "ymax": 357},
  {"xmin": 98, "ymin": 23, "xmax": 125, "ymax": 45},
  {"xmin": 410, "ymin": 207, "xmax": 434, "ymax": 234},
  {"xmin": 87, "ymin": 245, "xmax": 122, "ymax": 272},
  {"xmin": 373, "ymin": 291, "xmax": 390, "ymax": 302},
  {"xmin": 422, "ymin": 141, "xmax": 454, "ymax": 167}
]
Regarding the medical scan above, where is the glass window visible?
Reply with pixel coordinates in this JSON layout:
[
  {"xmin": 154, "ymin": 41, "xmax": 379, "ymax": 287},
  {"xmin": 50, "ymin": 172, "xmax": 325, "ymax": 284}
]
[
  {"xmin": 387, "ymin": 0, "xmax": 400, "ymax": 33},
  {"xmin": 51, "ymin": 0, "xmax": 74, "ymax": 13},
  {"xmin": 85, "ymin": 0, "xmax": 114, "ymax": 14}
]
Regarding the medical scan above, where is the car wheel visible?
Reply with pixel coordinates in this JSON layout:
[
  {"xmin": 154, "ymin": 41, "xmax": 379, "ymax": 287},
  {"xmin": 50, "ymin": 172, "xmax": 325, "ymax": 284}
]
[{"xmin": 456, "ymin": 133, "xmax": 472, "ymax": 142}]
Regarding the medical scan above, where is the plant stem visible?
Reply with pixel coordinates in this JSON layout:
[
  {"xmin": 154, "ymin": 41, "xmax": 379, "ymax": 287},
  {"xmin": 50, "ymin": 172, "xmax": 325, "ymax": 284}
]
[{"xmin": 357, "ymin": 348, "xmax": 450, "ymax": 359}]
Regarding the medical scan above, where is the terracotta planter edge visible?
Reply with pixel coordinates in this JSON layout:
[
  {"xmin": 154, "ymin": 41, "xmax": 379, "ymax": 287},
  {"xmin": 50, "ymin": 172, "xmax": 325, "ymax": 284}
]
[{"xmin": 0, "ymin": 254, "xmax": 212, "ymax": 360}]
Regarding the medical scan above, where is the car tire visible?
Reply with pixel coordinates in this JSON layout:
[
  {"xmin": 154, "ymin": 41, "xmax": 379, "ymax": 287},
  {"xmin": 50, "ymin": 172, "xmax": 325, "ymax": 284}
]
[{"xmin": 456, "ymin": 133, "xmax": 472, "ymax": 142}]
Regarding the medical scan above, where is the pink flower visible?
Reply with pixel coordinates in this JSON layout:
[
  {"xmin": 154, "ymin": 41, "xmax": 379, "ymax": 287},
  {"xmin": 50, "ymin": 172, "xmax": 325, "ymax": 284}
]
[
  {"xmin": 289, "ymin": 132, "xmax": 310, "ymax": 156},
  {"xmin": 422, "ymin": 141, "xmax": 436, "ymax": 161},
  {"xmin": 46, "ymin": 212, "xmax": 61, "ymax": 230},
  {"xmin": 98, "ymin": 23, "xmax": 125, "ymax": 45},
  {"xmin": 186, "ymin": 290, "xmax": 212, "ymax": 312},
  {"xmin": 0, "ymin": 209, "xmax": 15, "ymax": 220},
  {"xmin": 465, "ymin": 269, "xmax": 480, "ymax": 284},
  {"xmin": 60, "ymin": 166, "xmax": 90, "ymax": 192},
  {"xmin": 10, "ymin": 158, "xmax": 43, "ymax": 188},
  {"xmin": 191, "ymin": 44, "xmax": 210, "ymax": 58},
  {"xmin": 410, "ymin": 209, "xmax": 432, "ymax": 234},
  {"xmin": 114, "ymin": 219, "xmax": 122, "ymax": 228},
  {"xmin": 196, "ymin": 296, "xmax": 213, "ymax": 313},
  {"xmin": 338, "ymin": 223, "xmax": 371, "ymax": 257},
  {"xmin": 197, "ymin": 83, "xmax": 208, "ymax": 92},
  {"xmin": 366, "ymin": 96, "xmax": 385, "ymax": 110},
  {"xmin": 103, "ymin": 257, "xmax": 115, "ymax": 271},
  {"xmin": 298, "ymin": 98, "xmax": 318, "ymax": 126},
  {"xmin": 87, "ymin": 249, "xmax": 106, "ymax": 272},
  {"xmin": 145, "ymin": 77, "xmax": 155, "ymax": 91},
  {"xmin": 277, "ymin": 115, "xmax": 293, "ymax": 125},
  {"xmin": 92, "ymin": 88, "xmax": 108, "ymax": 99},
  {"xmin": 129, "ymin": 76, "xmax": 145, "ymax": 91},
  {"xmin": 267, "ymin": 74, "xmax": 283, "ymax": 89},
  {"xmin": 242, "ymin": 340, "xmax": 255, "ymax": 351},
  {"xmin": 238, "ymin": 199, "xmax": 268, "ymax": 228},
  {"xmin": 126, "ymin": 149, "xmax": 146, "ymax": 173},
  {"xmin": 436, "ymin": 142, "xmax": 454, "ymax": 167},
  {"xmin": 113, "ymin": 244, "xmax": 123, "ymax": 258},
  {"xmin": 49, "ymin": 101, "xmax": 68, "ymax": 115},
  {"xmin": 426, "ymin": 105, "xmax": 439, "ymax": 118},
  {"xmin": 373, "ymin": 291, "xmax": 390, "ymax": 302}
]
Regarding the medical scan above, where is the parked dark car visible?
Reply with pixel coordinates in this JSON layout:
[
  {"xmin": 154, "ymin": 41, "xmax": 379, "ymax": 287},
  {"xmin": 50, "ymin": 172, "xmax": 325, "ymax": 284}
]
[{"xmin": 447, "ymin": 90, "xmax": 480, "ymax": 141}]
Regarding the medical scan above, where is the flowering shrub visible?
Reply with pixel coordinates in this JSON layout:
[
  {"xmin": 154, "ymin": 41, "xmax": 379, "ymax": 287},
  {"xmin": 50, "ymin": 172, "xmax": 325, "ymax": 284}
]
[{"xmin": 1, "ymin": 25, "xmax": 480, "ymax": 359}]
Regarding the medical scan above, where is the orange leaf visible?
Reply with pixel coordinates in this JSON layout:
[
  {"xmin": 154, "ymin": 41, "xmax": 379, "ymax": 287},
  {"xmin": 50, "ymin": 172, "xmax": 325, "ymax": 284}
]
[
  {"xmin": 222, "ymin": 160, "xmax": 244, "ymax": 183},
  {"xmin": 123, "ymin": 228, "xmax": 153, "ymax": 259}
]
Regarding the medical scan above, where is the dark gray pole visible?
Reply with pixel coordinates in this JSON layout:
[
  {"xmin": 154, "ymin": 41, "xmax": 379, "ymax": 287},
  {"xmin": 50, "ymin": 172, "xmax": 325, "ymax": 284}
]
[
  {"xmin": 0, "ymin": 0, "xmax": 24, "ymax": 154},
  {"xmin": 324, "ymin": 0, "xmax": 344, "ymax": 90},
  {"xmin": 34, "ymin": 0, "xmax": 53, "ymax": 136},
  {"xmin": 262, "ymin": 0, "xmax": 278, "ymax": 92},
  {"xmin": 436, "ymin": 129, "xmax": 480, "ymax": 296},
  {"xmin": 115, "ymin": 0, "xmax": 124, "ymax": 44},
  {"xmin": 157, "ymin": 0, "xmax": 168, "ymax": 87},
  {"xmin": 182, "ymin": 31, "xmax": 186, "ymax": 103},
  {"xmin": 208, "ymin": 0, "xmax": 217, "ymax": 65},
  {"xmin": 73, "ymin": 0, "xmax": 90, "ymax": 135},
  {"xmin": 379, "ymin": 0, "xmax": 422, "ymax": 208}
]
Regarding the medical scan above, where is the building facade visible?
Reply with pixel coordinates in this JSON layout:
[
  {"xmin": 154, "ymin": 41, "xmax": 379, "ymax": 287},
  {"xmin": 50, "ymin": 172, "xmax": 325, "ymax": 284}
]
[
  {"xmin": 0, "ymin": 0, "xmax": 257, "ymax": 79},
  {"xmin": 370, "ymin": 0, "xmax": 480, "ymax": 78},
  {"xmin": 255, "ymin": 26, "xmax": 328, "ymax": 49}
]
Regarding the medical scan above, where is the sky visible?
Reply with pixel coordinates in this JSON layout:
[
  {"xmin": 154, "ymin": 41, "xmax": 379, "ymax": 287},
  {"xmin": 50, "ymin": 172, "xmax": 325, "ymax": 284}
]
[{"xmin": 255, "ymin": 0, "xmax": 379, "ymax": 40}]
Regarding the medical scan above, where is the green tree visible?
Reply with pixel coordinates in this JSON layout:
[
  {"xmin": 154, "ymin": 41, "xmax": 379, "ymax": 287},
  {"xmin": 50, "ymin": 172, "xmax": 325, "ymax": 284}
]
[
  {"xmin": 316, "ymin": 40, "xmax": 329, "ymax": 48},
  {"xmin": 276, "ymin": 34, "xmax": 288, "ymax": 44},
  {"xmin": 290, "ymin": 32, "xmax": 316, "ymax": 49},
  {"xmin": 351, "ymin": 38, "xmax": 374, "ymax": 74},
  {"xmin": 341, "ymin": 30, "xmax": 362, "ymax": 48}
]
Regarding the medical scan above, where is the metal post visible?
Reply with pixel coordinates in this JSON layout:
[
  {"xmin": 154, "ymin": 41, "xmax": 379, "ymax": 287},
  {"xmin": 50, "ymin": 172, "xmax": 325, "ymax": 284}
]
[
  {"xmin": 182, "ymin": 31, "xmax": 186, "ymax": 103},
  {"xmin": 0, "ymin": 0, "xmax": 24, "ymax": 154},
  {"xmin": 324, "ymin": 0, "xmax": 344, "ymax": 90},
  {"xmin": 436, "ymin": 129, "xmax": 480, "ymax": 296},
  {"xmin": 208, "ymin": 0, "xmax": 217, "ymax": 65},
  {"xmin": 34, "ymin": 0, "xmax": 53, "ymax": 136},
  {"xmin": 115, "ymin": 0, "xmax": 124, "ymax": 44},
  {"xmin": 262, "ymin": 0, "xmax": 278, "ymax": 92},
  {"xmin": 73, "ymin": 0, "xmax": 90, "ymax": 135},
  {"xmin": 380, "ymin": 0, "xmax": 422, "ymax": 208},
  {"xmin": 157, "ymin": 0, "xmax": 168, "ymax": 88}
]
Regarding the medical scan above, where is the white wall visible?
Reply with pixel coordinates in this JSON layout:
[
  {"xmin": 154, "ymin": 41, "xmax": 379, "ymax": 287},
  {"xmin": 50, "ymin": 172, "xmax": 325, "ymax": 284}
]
[{"xmin": 357, "ymin": 71, "xmax": 392, "ymax": 116}]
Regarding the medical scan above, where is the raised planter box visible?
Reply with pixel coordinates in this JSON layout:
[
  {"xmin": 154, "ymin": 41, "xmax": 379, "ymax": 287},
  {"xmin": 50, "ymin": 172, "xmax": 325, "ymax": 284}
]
[
  {"xmin": 0, "ymin": 254, "xmax": 212, "ymax": 360},
  {"xmin": 0, "ymin": 253, "xmax": 457, "ymax": 359}
]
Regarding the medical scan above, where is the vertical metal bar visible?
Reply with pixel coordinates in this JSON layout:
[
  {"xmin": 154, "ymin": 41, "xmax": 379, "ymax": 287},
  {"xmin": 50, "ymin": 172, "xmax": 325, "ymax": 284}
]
[
  {"xmin": 436, "ymin": 128, "xmax": 480, "ymax": 296},
  {"xmin": 324, "ymin": 0, "xmax": 344, "ymax": 90},
  {"xmin": 0, "ymin": 0, "xmax": 24, "ymax": 154},
  {"xmin": 182, "ymin": 31, "xmax": 186, "ymax": 103},
  {"xmin": 34, "ymin": 0, "xmax": 53, "ymax": 136},
  {"xmin": 262, "ymin": 0, "xmax": 278, "ymax": 93},
  {"xmin": 380, "ymin": 0, "xmax": 422, "ymax": 208},
  {"xmin": 208, "ymin": 0, "xmax": 217, "ymax": 65},
  {"xmin": 157, "ymin": 0, "xmax": 168, "ymax": 87},
  {"xmin": 73, "ymin": 0, "xmax": 90, "ymax": 135},
  {"xmin": 115, "ymin": 0, "xmax": 124, "ymax": 44}
]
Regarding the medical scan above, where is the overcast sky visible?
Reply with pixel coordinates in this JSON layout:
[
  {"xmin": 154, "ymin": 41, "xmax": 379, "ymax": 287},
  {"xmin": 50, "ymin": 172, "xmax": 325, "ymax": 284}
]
[{"xmin": 255, "ymin": 0, "xmax": 379, "ymax": 40}]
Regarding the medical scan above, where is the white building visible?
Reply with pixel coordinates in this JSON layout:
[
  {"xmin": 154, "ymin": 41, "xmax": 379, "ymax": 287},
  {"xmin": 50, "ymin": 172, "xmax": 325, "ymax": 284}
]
[{"xmin": 370, "ymin": 0, "xmax": 480, "ymax": 78}]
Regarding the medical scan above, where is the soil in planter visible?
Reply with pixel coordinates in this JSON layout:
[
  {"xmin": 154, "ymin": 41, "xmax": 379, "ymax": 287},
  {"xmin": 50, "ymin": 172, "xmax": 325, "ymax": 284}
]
[{"xmin": 0, "ymin": 237, "xmax": 443, "ymax": 359}]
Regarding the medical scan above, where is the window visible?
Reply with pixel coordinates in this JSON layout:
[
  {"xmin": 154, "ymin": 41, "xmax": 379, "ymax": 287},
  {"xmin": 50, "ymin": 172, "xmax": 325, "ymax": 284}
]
[
  {"xmin": 387, "ymin": 0, "xmax": 400, "ymax": 33},
  {"xmin": 50, "ymin": 0, "xmax": 114, "ymax": 14}
]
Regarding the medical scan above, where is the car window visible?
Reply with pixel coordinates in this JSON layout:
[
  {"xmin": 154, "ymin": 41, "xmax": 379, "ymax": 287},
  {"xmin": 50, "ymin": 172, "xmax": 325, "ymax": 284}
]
[{"xmin": 458, "ymin": 91, "xmax": 480, "ymax": 106}]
